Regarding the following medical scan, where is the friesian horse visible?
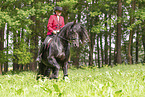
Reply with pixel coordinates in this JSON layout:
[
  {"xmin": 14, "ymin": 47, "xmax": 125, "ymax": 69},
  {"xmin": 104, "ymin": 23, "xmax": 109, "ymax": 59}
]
[{"xmin": 37, "ymin": 21, "xmax": 89, "ymax": 80}]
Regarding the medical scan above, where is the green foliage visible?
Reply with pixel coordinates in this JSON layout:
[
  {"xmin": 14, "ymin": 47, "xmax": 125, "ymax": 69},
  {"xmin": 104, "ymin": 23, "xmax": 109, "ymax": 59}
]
[
  {"xmin": 57, "ymin": 0, "xmax": 78, "ymax": 7},
  {"xmin": 13, "ymin": 43, "xmax": 33, "ymax": 65},
  {"xmin": 0, "ymin": 50, "xmax": 7, "ymax": 64},
  {"xmin": 126, "ymin": 0, "xmax": 132, "ymax": 4},
  {"xmin": 127, "ymin": 20, "xmax": 142, "ymax": 30},
  {"xmin": 57, "ymin": 0, "xmax": 78, "ymax": 13},
  {"xmin": 35, "ymin": 2, "xmax": 53, "ymax": 19},
  {"xmin": 1, "ymin": 0, "xmax": 145, "ymax": 69},
  {"xmin": 0, "ymin": 11, "xmax": 11, "ymax": 27},
  {"xmin": 90, "ymin": 11, "xmax": 102, "ymax": 17},
  {"xmin": 117, "ymin": 17, "xmax": 122, "ymax": 23},
  {"xmin": 91, "ymin": 24, "xmax": 107, "ymax": 34},
  {"xmin": 136, "ymin": 8, "xmax": 145, "ymax": 20},
  {"xmin": 0, "ymin": 65, "xmax": 145, "ymax": 96}
]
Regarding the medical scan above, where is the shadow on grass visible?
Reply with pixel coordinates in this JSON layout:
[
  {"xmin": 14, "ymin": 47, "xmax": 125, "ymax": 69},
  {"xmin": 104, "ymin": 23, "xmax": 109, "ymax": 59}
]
[
  {"xmin": 2, "ymin": 70, "xmax": 38, "ymax": 75},
  {"xmin": 2, "ymin": 70, "xmax": 24, "ymax": 75}
]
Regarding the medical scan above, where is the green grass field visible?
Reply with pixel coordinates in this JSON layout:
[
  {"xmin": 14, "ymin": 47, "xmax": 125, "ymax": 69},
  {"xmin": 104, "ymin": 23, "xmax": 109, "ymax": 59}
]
[{"xmin": 0, "ymin": 64, "xmax": 145, "ymax": 97}]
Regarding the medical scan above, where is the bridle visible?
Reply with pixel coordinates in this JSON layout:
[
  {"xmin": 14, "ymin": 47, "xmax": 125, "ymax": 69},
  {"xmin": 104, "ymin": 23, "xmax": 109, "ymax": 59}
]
[{"xmin": 57, "ymin": 29, "xmax": 77, "ymax": 42}]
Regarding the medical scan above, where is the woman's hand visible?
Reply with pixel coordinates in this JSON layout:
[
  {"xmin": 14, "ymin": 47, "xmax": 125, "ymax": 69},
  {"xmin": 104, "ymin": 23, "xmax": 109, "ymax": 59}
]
[
  {"xmin": 53, "ymin": 30, "xmax": 60, "ymax": 34},
  {"xmin": 53, "ymin": 31, "xmax": 57, "ymax": 34}
]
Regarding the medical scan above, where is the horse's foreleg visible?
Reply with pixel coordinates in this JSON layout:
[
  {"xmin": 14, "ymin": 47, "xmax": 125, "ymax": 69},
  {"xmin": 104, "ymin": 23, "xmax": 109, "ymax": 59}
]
[
  {"xmin": 48, "ymin": 56, "xmax": 60, "ymax": 79},
  {"xmin": 63, "ymin": 62, "xmax": 68, "ymax": 79},
  {"xmin": 50, "ymin": 68, "xmax": 58, "ymax": 79}
]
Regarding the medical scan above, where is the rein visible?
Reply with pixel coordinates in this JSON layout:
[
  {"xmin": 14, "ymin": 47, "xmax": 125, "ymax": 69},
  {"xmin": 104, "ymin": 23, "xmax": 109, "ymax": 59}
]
[
  {"xmin": 57, "ymin": 35, "xmax": 77, "ymax": 42},
  {"xmin": 57, "ymin": 35, "xmax": 70, "ymax": 41}
]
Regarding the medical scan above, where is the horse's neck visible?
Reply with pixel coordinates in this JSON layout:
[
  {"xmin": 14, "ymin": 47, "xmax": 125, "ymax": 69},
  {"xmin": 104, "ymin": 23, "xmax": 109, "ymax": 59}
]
[
  {"xmin": 58, "ymin": 31, "xmax": 68, "ymax": 44},
  {"xmin": 54, "ymin": 35, "xmax": 69, "ymax": 48},
  {"xmin": 57, "ymin": 29, "xmax": 70, "ymax": 49}
]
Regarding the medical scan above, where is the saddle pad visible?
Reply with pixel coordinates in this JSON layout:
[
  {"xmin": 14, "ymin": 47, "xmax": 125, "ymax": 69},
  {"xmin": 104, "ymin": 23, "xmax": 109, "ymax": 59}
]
[{"xmin": 46, "ymin": 38, "xmax": 53, "ymax": 49}]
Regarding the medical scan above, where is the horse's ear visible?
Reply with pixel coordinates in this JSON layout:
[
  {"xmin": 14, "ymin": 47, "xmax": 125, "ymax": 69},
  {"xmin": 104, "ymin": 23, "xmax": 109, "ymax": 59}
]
[{"xmin": 71, "ymin": 20, "xmax": 76, "ymax": 28}]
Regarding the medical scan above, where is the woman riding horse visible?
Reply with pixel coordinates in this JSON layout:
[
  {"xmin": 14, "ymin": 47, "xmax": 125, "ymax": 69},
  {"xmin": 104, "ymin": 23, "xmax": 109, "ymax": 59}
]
[{"xmin": 36, "ymin": 6, "xmax": 65, "ymax": 62}]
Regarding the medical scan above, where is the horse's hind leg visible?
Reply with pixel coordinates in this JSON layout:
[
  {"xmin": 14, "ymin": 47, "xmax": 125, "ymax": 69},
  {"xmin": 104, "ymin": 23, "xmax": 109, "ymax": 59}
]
[
  {"xmin": 44, "ymin": 67, "xmax": 51, "ymax": 78},
  {"xmin": 36, "ymin": 62, "xmax": 46, "ymax": 80}
]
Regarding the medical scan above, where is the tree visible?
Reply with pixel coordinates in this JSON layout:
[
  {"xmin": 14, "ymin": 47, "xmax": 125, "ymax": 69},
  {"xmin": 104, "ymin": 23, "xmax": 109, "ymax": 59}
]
[
  {"xmin": 128, "ymin": 0, "xmax": 135, "ymax": 64},
  {"xmin": 116, "ymin": 0, "xmax": 122, "ymax": 64},
  {"xmin": 0, "ymin": 29, "xmax": 4, "ymax": 74},
  {"xmin": 4, "ymin": 26, "xmax": 9, "ymax": 72}
]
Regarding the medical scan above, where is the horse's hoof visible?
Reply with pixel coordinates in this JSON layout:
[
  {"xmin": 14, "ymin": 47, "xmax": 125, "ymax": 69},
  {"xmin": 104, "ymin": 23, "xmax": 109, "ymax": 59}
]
[{"xmin": 63, "ymin": 76, "xmax": 70, "ymax": 82}]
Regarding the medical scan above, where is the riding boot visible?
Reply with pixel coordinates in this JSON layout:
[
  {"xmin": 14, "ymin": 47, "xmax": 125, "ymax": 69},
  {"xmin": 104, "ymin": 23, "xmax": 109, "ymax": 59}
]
[{"xmin": 36, "ymin": 44, "xmax": 45, "ymax": 62}]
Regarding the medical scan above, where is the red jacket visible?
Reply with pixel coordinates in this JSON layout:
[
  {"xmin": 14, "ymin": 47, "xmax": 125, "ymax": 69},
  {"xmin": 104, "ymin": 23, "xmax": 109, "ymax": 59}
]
[{"xmin": 47, "ymin": 14, "xmax": 65, "ymax": 35}]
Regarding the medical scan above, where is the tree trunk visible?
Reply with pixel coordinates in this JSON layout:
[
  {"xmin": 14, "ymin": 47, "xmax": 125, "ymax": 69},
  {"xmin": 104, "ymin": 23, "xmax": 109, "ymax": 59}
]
[
  {"xmin": 105, "ymin": 14, "xmax": 108, "ymax": 65},
  {"xmin": 19, "ymin": 28, "xmax": 25, "ymax": 71},
  {"xmin": 114, "ymin": 34, "xmax": 117, "ymax": 65},
  {"xmin": 89, "ymin": 0, "xmax": 95, "ymax": 66},
  {"xmin": 100, "ymin": 32, "xmax": 104, "ymax": 66},
  {"xmin": 128, "ymin": 30, "xmax": 132, "ymax": 64},
  {"xmin": 30, "ymin": 34, "xmax": 38, "ymax": 71},
  {"xmin": 30, "ymin": 14, "xmax": 38, "ymax": 71},
  {"xmin": 4, "ymin": 26, "xmax": 9, "ymax": 72},
  {"xmin": 30, "ymin": 33, "xmax": 38, "ymax": 71},
  {"xmin": 23, "ymin": 64, "xmax": 28, "ymax": 71},
  {"xmin": 136, "ymin": 25, "xmax": 139, "ymax": 64},
  {"xmin": 117, "ymin": 0, "xmax": 122, "ymax": 64},
  {"xmin": 0, "ymin": 29, "xmax": 4, "ymax": 74},
  {"xmin": 128, "ymin": 0, "xmax": 135, "ymax": 64},
  {"xmin": 109, "ymin": 27, "xmax": 112, "ymax": 66},
  {"xmin": 13, "ymin": 33, "xmax": 19, "ymax": 71},
  {"xmin": 25, "ymin": 31, "xmax": 30, "ymax": 70},
  {"xmin": 0, "ymin": 65, "xmax": 2, "ymax": 75},
  {"xmin": 142, "ymin": 21, "xmax": 145, "ymax": 62},
  {"xmin": 89, "ymin": 23, "xmax": 95, "ymax": 66},
  {"xmin": 97, "ymin": 35, "xmax": 100, "ymax": 68}
]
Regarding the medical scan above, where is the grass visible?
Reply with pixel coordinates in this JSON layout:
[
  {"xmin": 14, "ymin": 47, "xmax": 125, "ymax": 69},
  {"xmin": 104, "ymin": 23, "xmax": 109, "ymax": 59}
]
[{"xmin": 0, "ymin": 64, "xmax": 145, "ymax": 97}]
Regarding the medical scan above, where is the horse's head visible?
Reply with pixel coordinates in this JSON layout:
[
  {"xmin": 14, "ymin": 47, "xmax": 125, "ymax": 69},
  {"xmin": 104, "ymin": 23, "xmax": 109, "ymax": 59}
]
[
  {"xmin": 69, "ymin": 21, "xmax": 90, "ymax": 48},
  {"xmin": 58, "ymin": 21, "xmax": 90, "ymax": 48}
]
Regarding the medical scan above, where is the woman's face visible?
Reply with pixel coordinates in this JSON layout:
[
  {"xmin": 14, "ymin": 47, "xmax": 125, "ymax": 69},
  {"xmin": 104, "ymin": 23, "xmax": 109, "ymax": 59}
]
[{"xmin": 55, "ymin": 10, "xmax": 62, "ymax": 16}]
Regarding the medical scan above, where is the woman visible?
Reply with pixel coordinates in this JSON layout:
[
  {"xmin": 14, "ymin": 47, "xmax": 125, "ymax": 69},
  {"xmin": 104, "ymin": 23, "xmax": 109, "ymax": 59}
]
[
  {"xmin": 36, "ymin": 6, "xmax": 65, "ymax": 62},
  {"xmin": 47, "ymin": 6, "xmax": 65, "ymax": 36}
]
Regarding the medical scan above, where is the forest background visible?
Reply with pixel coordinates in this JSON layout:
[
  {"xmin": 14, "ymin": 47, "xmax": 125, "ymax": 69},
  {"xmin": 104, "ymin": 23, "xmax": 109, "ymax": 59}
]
[{"xmin": 0, "ymin": 0, "xmax": 145, "ymax": 74}]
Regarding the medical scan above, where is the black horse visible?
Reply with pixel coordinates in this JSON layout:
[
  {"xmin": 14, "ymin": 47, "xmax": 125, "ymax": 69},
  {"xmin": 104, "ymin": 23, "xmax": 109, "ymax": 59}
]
[{"xmin": 37, "ymin": 21, "xmax": 89, "ymax": 80}]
